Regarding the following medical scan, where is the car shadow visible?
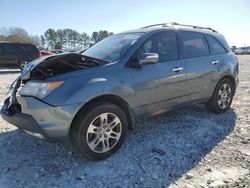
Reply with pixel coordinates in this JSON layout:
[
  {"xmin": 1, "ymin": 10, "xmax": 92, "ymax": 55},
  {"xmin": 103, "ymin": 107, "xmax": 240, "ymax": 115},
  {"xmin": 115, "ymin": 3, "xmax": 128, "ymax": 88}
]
[{"xmin": 0, "ymin": 104, "xmax": 236, "ymax": 187}]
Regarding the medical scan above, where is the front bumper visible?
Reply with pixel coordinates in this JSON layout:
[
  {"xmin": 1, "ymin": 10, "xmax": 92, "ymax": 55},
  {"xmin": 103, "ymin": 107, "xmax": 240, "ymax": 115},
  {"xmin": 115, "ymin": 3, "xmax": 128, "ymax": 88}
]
[
  {"xmin": 1, "ymin": 97, "xmax": 49, "ymax": 139},
  {"xmin": 1, "ymin": 96, "xmax": 81, "ymax": 141}
]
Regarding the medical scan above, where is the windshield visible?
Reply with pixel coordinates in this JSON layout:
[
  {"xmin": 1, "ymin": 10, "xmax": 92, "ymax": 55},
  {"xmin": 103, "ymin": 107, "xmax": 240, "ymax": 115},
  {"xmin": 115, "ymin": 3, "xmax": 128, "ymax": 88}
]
[{"xmin": 82, "ymin": 33, "xmax": 143, "ymax": 62}]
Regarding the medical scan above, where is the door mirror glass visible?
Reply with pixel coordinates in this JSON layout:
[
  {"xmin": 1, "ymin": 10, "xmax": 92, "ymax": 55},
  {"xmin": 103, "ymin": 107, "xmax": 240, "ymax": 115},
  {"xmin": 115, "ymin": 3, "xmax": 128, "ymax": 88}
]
[{"xmin": 139, "ymin": 53, "xmax": 158, "ymax": 65}]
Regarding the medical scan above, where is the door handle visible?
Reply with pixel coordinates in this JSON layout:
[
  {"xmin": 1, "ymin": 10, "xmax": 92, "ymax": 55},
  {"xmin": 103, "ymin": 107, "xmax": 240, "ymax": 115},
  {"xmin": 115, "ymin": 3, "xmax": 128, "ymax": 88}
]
[
  {"xmin": 211, "ymin": 60, "xmax": 220, "ymax": 65},
  {"xmin": 172, "ymin": 67, "xmax": 184, "ymax": 72}
]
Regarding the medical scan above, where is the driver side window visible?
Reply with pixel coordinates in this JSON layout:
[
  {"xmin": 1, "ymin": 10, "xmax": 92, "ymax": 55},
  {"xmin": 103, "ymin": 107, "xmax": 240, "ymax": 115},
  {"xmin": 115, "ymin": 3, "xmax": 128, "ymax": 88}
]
[{"xmin": 141, "ymin": 31, "xmax": 178, "ymax": 62}]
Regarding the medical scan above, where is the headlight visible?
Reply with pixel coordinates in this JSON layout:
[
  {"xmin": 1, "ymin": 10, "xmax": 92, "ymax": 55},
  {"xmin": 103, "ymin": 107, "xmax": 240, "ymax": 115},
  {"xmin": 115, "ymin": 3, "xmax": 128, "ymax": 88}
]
[{"xmin": 19, "ymin": 81, "xmax": 64, "ymax": 99}]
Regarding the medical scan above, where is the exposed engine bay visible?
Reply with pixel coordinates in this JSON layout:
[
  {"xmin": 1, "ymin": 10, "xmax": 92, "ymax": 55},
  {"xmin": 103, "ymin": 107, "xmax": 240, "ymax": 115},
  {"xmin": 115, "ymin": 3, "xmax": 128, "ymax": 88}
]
[{"xmin": 22, "ymin": 53, "xmax": 109, "ymax": 82}]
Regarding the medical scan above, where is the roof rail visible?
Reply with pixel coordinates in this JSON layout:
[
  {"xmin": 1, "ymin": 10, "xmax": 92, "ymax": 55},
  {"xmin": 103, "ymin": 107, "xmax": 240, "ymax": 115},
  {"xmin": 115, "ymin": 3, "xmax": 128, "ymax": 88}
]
[{"xmin": 141, "ymin": 22, "xmax": 218, "ymax": 33}]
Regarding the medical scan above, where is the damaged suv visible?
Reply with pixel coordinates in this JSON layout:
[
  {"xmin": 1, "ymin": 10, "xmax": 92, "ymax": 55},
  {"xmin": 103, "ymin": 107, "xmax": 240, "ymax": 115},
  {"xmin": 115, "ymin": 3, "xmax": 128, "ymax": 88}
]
[{"xmin": 1, "ymin": 23, "xmax": 239, "ymax": 160}]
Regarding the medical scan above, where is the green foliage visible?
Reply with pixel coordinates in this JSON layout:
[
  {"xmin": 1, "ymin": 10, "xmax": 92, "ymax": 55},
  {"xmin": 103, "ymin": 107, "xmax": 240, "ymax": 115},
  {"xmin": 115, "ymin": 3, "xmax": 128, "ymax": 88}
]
[
  {"xmin": 42, "ymin": 29, "xmax": 113, "ymax": 50},
  {"xmin": 91, "ymin": 30, "xmax": 113, "ymax": 44},
  {"xmin": 44, "ymin": 28, "xmax": 57, "ymax": 49},
  {"xmin": 0, "ymin": 26, "xmax": 114, "ymax": 51},
  {"xmin": 54, "ymin": 42, "xmax": 62, "ymax": 50}
]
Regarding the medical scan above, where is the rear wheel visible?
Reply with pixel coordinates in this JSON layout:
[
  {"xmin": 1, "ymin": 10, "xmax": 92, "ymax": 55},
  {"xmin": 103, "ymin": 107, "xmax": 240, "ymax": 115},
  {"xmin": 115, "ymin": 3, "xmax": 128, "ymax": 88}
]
[
  {"xmin": 206, "ymin": 78, "xmax": 235, "ymax": 114},
  {"xmin": 70, "ymin": 102, "xmax": 128, "ymax": 160}
]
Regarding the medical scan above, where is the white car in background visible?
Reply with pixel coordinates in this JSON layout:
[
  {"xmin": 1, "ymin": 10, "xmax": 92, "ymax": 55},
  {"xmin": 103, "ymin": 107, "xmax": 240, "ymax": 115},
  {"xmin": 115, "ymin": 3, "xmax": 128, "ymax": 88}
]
[{"xmin": 235, "ymin": 47, "xmax": 250, "ymax": 55}]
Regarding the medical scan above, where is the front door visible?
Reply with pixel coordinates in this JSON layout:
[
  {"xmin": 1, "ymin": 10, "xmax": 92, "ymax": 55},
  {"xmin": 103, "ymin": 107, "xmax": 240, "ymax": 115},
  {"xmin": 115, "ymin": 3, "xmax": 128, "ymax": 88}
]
[{"xmin": 131, "ymin": 31, "xmax": 187, "ymax": 117}]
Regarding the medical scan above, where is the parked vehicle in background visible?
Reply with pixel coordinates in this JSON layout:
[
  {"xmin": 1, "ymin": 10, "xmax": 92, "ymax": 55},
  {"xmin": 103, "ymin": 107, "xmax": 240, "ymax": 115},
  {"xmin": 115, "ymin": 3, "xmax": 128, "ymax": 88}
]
[
  {"xmin": 1, "ymin": 23, "xmax": 239, "ymax": 160},
  {"xmin": 247, "ymin": 47, "xmax": 250, "ymax": 55},
  {"xmin": 40, "ymin": 50, "xmax": 54, "ymax": 56},
  {"xmin": 235, "ymin": 46, "xmax": 250, "ymax": 55},
  {"xmin": 50, "ymin": 50, "xmax": 64, "ymax": 54},
  {"xmin": 0, "ymin": 42, "xmax": 41, "ymax": 70}
]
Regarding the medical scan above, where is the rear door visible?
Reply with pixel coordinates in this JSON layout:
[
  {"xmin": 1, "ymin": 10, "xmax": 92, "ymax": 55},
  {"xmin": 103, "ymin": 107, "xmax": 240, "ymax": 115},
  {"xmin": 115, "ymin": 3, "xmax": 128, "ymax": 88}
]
[
  {"xmin": 132, "ymin": 31, "xmax": 187, "ymax": 117},
  {"xmin": 177, "ymin": 31, "xmax": 216, "ymax": 102}
]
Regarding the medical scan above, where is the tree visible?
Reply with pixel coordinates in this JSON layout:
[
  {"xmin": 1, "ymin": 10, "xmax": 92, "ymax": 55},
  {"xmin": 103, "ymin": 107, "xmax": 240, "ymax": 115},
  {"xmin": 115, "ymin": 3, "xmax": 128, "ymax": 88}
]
[
  {"xmin": 54, "ymin": 42, "xmax": 62, "ymax": 49},
  {"xmin": 29, "ymin": 35, "xmax": 41, "ymax": 47},
  {"xmin": 56, "ymin": 29, "xmax": 65, "ymax": 49},
  {"xmin": 81, "ymin": 32, "xmax": 91, "ymax": 49},
  {"xmin": 70, "ymin": 30, "xmax": 80, "ymax": 50},
  {"xmin": 44, "ymin": 28, "xmax": 57, "ymax": 49},
  {"xmin": 98, "ymin": 30, "xmax": 109, "ymax": 41},
  {"xmin": 91, "ymin": 31, "xmax": 99, "ymax": 43},
  {"xmin": 0, "ymin": 27, "xmax": 41, "ymax": 46},
  {"xmin": 63, "ymin": 29, "xmax": 73, "ymax": 49},
  {"xmin": 91, "ymin": 30, "xmax": 113, "ymax": 44},
  {"xmin": 40, "ymin": 35, "xmax": 46, "ymax": 48},
  {"xmin": 40, "ymin": 28, "xmax": 114, "ymax": 50}
]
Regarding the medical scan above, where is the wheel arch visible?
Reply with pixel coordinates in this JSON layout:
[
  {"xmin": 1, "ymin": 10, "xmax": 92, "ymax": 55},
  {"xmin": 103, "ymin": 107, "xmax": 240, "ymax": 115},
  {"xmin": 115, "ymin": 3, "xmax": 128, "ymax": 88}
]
[
  {"xmin": 218, "ymin": 75, "xmax": 236, "ymax": 95},
  {"xmin": 69, "ymin": 94, "xmax": 135, "ymax": 135}
]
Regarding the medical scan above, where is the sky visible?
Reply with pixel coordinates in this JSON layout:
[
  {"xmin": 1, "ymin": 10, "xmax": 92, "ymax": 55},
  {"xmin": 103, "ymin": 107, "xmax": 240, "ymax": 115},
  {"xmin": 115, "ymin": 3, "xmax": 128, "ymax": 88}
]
[{"xmin": 0, "ymin": 0, "xmax": 250, "ymax": 46}]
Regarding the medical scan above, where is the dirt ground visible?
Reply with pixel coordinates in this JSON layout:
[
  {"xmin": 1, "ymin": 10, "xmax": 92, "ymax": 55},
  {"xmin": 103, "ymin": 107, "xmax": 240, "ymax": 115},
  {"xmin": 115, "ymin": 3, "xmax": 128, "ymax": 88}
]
[{"xmin": 0, "ymin": 56, "xmax": 249, "ymax": 188}]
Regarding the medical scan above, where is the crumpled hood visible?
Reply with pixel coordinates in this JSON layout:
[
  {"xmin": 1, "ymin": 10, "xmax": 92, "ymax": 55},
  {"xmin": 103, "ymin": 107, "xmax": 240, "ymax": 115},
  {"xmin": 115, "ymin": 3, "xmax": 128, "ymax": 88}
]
[
  {"xmin": 20, "ymin": 53, "xmax": 72, "ymax": 80},
  {"xmin": 20, "ymin": 52, "xmax": 108, "ymax": 82}
]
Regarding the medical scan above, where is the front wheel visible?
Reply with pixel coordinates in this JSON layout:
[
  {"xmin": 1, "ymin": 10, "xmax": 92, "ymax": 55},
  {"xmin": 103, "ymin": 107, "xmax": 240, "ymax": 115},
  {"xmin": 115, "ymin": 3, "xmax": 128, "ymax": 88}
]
[
  {"xmin": 70, "ymin": 102, "xmax": 128, "ymax": 160},
  {"xmin": 206, "ymin": 78, "xmax": 235, "ymax": 114}
]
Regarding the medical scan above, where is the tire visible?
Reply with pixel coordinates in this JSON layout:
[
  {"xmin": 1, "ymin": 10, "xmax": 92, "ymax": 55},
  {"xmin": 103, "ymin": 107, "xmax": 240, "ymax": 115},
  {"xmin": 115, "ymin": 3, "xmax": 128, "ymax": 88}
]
[
  {"xmin": 206, "ymin": 78, "xmax": 235, "ymax": 114},
  {"xmin": 70, "ymin": 102, "xmax": 128, "ymax": 160}
]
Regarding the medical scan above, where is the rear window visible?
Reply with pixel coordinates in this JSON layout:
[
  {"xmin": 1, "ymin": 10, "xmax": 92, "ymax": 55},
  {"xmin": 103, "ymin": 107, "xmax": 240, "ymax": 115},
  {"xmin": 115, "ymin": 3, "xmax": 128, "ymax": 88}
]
[
  {"xmin": 207, "ymin": 35, "xmax": 227, "ymax": 54},
  {"xmin": 179, "ymin": 32, "xmax": 209, "ymax": 58}
]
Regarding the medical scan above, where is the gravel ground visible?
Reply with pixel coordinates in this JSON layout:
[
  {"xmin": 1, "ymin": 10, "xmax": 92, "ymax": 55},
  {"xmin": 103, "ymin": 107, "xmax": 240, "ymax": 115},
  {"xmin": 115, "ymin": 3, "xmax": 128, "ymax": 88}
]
[{"xmin": 0, "ymin": 56, "xmax": 249, "ymax": 188}]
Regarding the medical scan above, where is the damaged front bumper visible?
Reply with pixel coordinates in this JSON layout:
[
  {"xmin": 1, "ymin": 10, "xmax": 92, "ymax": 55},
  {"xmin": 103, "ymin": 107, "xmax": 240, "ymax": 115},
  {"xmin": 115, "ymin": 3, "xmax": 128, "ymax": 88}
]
[
  {"xmin": 1, "ymin": 97, "xmax": 49, "ymax": 140},
  {"xmin": 0, "ymin": 79, "xmax": 82, "ymax": 141}
]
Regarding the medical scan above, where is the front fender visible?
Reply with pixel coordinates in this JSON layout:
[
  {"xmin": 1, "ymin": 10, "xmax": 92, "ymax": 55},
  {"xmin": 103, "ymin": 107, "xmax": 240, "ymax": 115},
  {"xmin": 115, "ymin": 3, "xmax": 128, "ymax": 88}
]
[{"xmin": 44, "ymin": 76, "xmax": 135, "ymax": 107}]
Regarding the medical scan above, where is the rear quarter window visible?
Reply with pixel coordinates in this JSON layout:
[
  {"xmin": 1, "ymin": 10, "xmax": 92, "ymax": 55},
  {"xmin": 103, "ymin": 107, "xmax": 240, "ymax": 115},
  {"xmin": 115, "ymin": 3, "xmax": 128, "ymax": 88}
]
[
  {"xmin": 207, "ymin": 35, "xmax": 227, "ymax": 54},
  {"xmin": 179, "ymin": 31, "xmax": 209, "ymax": 58}
]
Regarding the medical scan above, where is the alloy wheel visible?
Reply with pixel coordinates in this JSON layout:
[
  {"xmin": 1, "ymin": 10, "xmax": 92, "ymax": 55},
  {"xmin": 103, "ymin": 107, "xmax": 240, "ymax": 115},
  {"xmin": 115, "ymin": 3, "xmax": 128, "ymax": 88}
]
[
  {"xmin": 217, "ymin": 83, "xmax": 232, "ymax": 109},
  {"xmin": 86, "ymin": 112, "xmax": 122, "ymax": 153},
  {"xmin": 20, "ymin": 61, "xmax": 29, "ymax": 69}
]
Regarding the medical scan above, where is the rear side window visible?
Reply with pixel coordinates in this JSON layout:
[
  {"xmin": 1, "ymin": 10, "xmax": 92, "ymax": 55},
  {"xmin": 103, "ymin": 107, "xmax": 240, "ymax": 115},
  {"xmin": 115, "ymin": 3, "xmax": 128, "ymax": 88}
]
[
  {"xmin": 179, "ymin": 32, "xmax": 209, "ymax": 58},
  {"xmin": 141, "ymin": 31, "xmax": 178, "ymax": 62},
  {"xmin": 0, "ymin": 44, "xmax": 17, "ymax": 54},
  {"xmin": 18, "ymin": 44, "xmax": 38, "ymax": 55},
  {"xmin": 207, "ymin": 35, "xmax": 227, "ymax": 54}
]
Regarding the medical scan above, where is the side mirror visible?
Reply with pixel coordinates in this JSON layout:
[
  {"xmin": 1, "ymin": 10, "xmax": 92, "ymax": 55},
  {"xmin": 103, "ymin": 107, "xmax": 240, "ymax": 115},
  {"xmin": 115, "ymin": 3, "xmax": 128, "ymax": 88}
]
[{"xmin": 139, "ymin": 53, "xmax": 159, "ymax": 66}]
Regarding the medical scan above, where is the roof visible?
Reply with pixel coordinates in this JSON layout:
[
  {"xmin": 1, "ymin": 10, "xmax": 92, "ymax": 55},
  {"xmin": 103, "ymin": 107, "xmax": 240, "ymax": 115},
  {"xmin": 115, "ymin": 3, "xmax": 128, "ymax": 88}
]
[{"xmin": 119, "ymin": 22, "xmax": 223, "ymax": 37}]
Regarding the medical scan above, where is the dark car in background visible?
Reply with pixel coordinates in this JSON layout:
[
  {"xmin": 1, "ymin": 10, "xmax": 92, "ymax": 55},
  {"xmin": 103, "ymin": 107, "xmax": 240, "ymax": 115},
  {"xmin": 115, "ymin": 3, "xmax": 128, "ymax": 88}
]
[{"xmin": 0, "ymin": 42, "xmax": 41, "ymax": 70}]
